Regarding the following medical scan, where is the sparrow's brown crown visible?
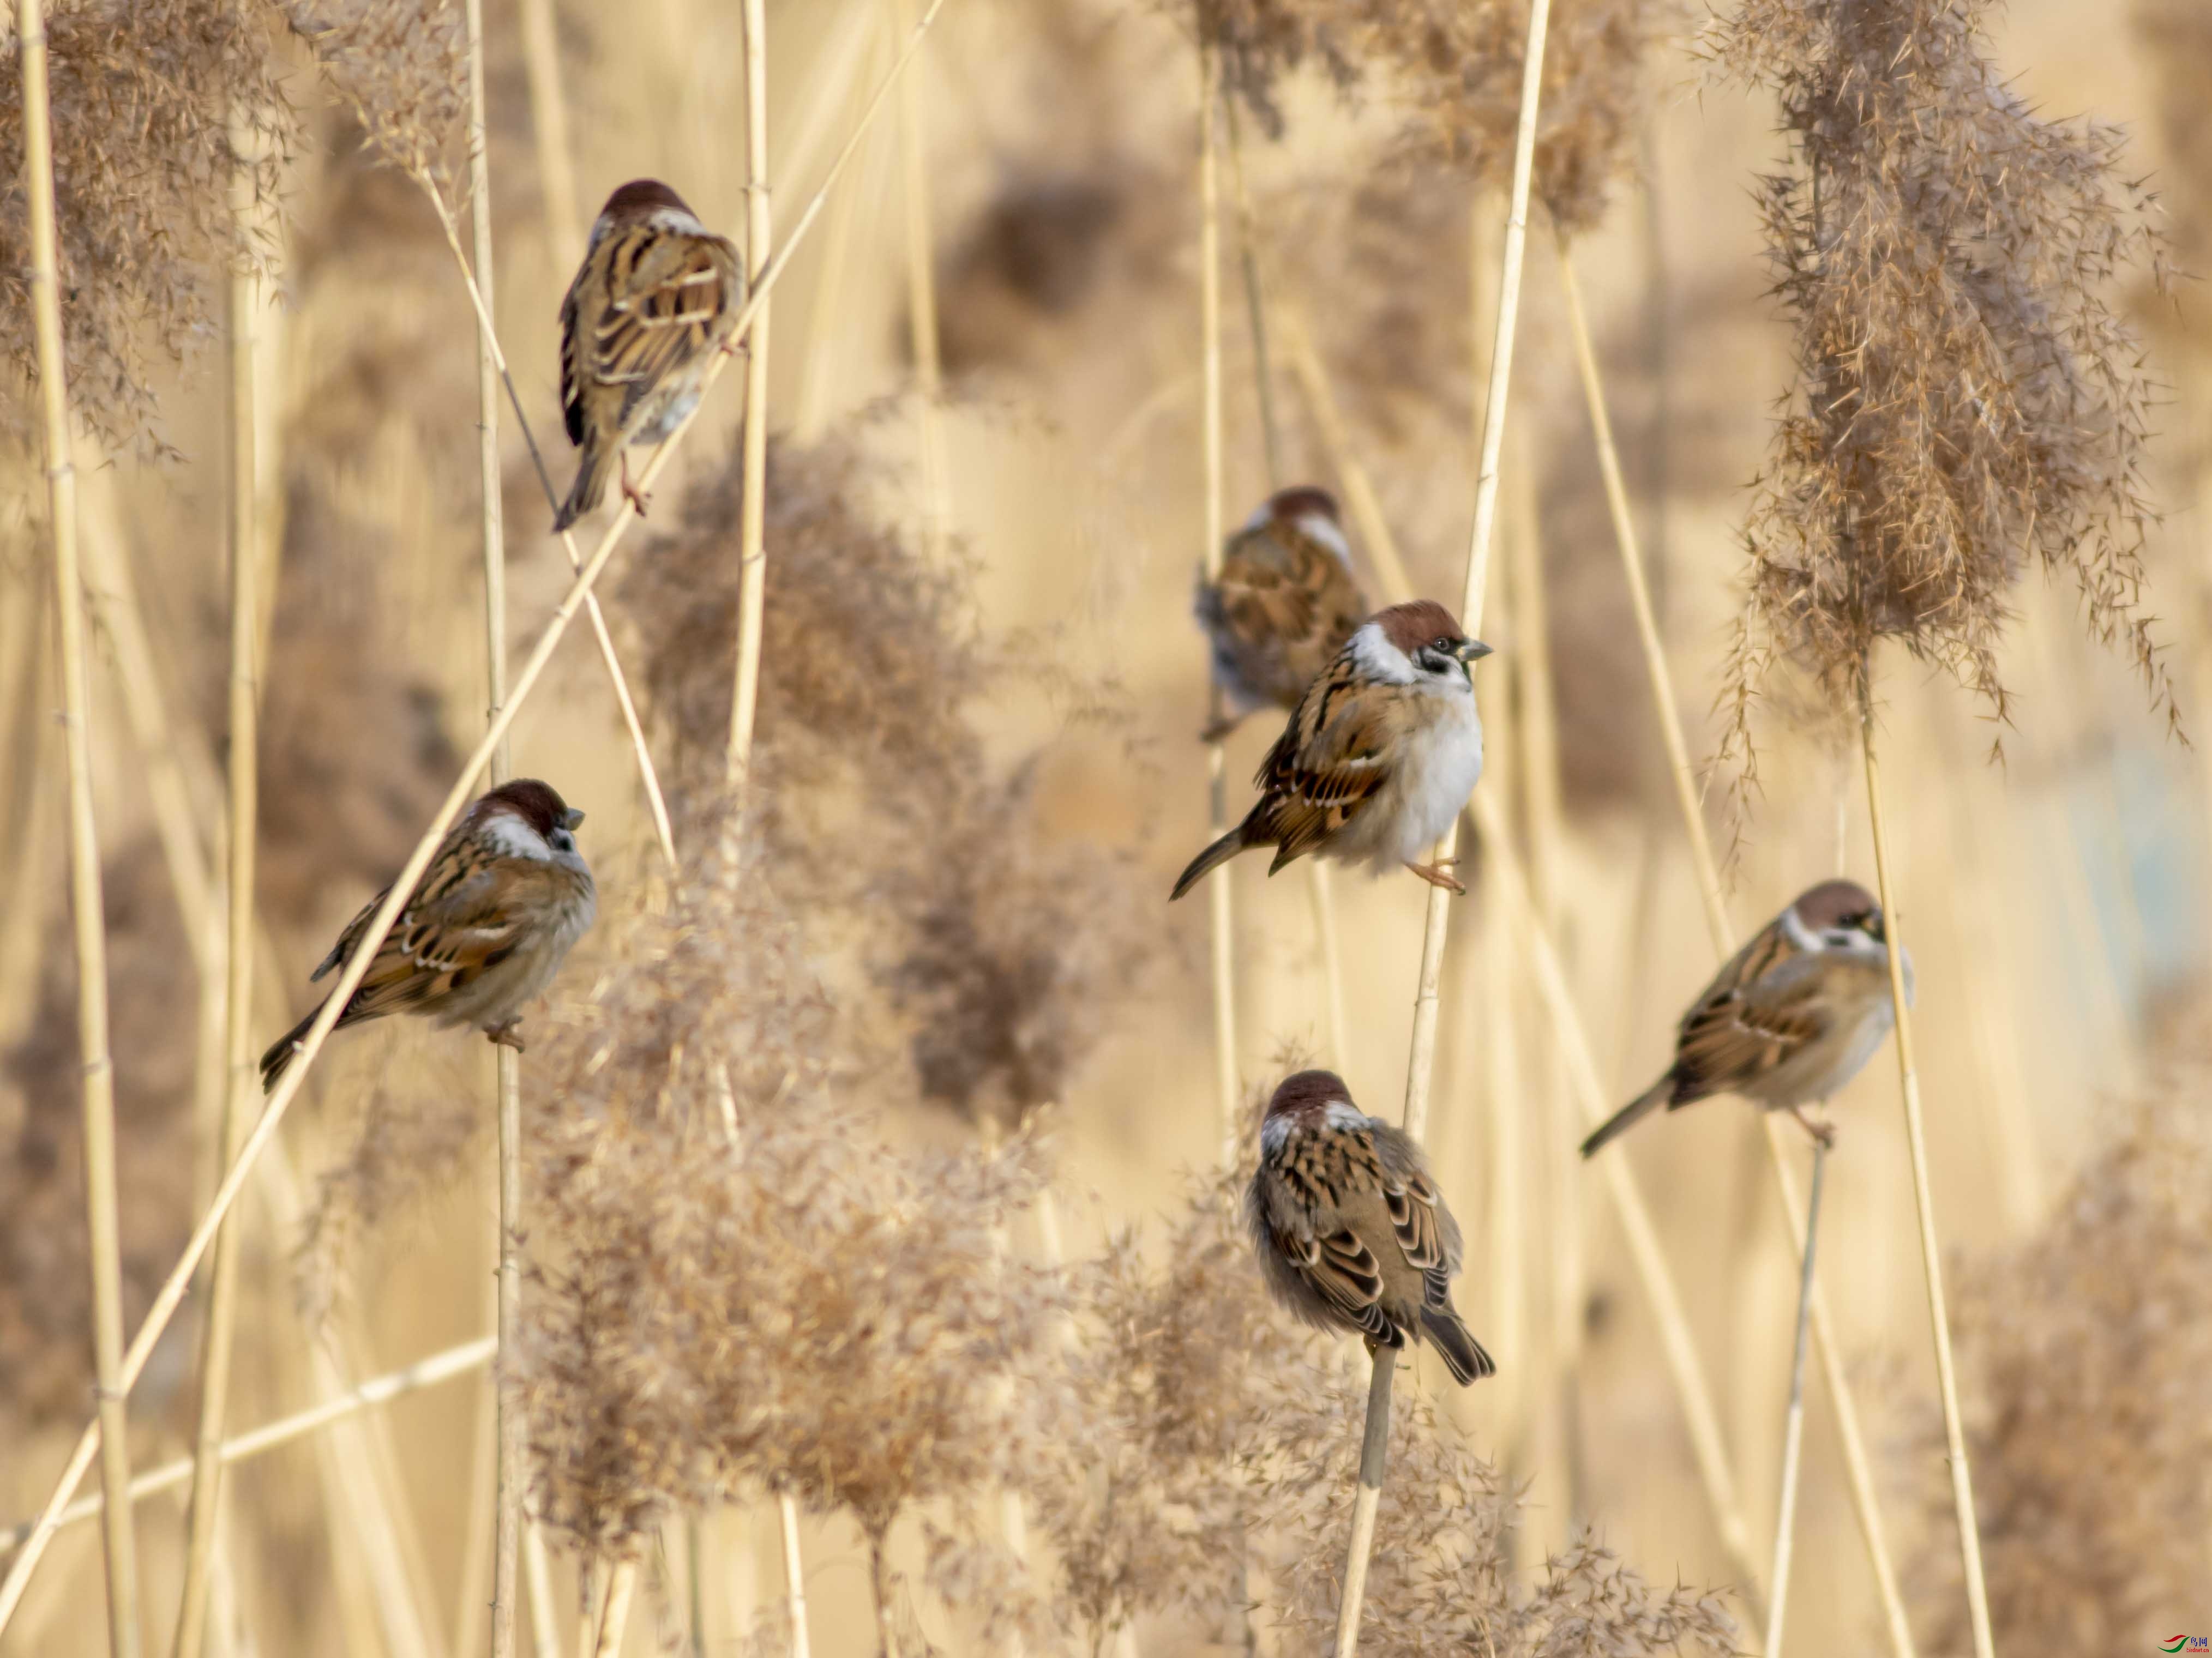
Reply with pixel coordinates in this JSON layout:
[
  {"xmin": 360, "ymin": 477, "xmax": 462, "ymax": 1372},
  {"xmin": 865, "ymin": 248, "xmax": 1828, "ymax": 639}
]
[
  {"xmin": 598, "ymin": 178, "xmax": 695, "ymax": 222},
  {"xmin": 1374, "ymin": 599, "xmax": 1468, "ymax": 658},
  {"xmin": 1794, "ymin": 878, "xmax": 1879, "ymax": 932},
  {"xmin": 479, "ymin": 779, "xmax": 582, "ymax": 839},
  {"xmin": 1264, "ymin": 485, "xmax": 1341, "ymax": 527},
  {"xmin": 1265, "ymin": 1068, "xmax": 1354, "ymax": 1121}
]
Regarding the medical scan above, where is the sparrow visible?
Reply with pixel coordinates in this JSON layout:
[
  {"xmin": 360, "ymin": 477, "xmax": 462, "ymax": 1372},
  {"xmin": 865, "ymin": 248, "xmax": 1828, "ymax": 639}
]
[
  {"xmin": 552, "ymin": 178, "xmax": 743, "ymax": 532},
  {"xmin": 1580, "ymin": 878, "xmax": 1913, "ymax": 1156},
  {"xmin": 1169, "ymin": 599, "xmax": 1492, "ymax": 900},
  {"xmin": 259, "ymin": 779, "xmax": 598, "ymax": 1091},
  {"xmin": 1246, "ymin": 1069, "xmax": 1494, "ymax": 1385},
  {"xmin": 1195, "ymin": 486, "xmax": 1369, "ymax": 741}
]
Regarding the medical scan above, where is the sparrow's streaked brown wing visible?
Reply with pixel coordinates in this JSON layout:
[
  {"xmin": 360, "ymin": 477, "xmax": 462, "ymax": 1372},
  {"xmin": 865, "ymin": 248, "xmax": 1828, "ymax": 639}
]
[
  {"xmin": 1215, "ymin": 526, "xmax": 1366, "ymax": 688},
  {"xmin": 1673, "ymin": 944, "xmax": 1832, "ymax": 1101},
  {"xmin": 581, "ymin": 226, "xmax": 741, "ymax": 439},
  {"xmin": 1266, "ymin": 1216, "xmax": 1393, "ymax": 1343},
  {"xmin": 1247, "ymin": 657, "xmax": 1399, "ymax": 864}
]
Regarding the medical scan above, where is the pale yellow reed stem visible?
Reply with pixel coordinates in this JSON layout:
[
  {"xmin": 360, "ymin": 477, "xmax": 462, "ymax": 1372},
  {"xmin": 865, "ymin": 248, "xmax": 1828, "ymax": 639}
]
[
  {"xmin": 1762, "ymin": 1141, "xmax": 1827, "ymax": 1657},
  {"xmin": 593, "ymin": 1561, "xmax": 636, "ymax": 1658},
  {"xmin": 454, "ymin": 1285, "xmax": 501, "ymax": 1658},
  {"xmin": 729, "ymin": 0, "xmax": 776, "ymax": 785},
  {"xmin": 173, "ymin": 167, "xmax": 265, "ymax": 1658},
  {"xmin": 19, "ymin": 0, "xmax": 140, "ymax": 1647},
  {"xmin": 1331, "ymin": 1350, "xmax": 1393, "ymax": 1657},
  {"xmin": 870, "ymin": 1536, "xmax": 900, "ymax": 1658},
  {"xmin": 524, "ymin": 1524, "xmax": 561, "ymax": 1658},
  {"xmin": 1273, "ymin": 303, "xmax": 1416, "ymax": 607},
  {"xmin": 1558, "ymin": 239, "xmax": 1915, "ymax": 1657},
  {"xmin": 1859, "ymin": 673, "xmax": 1995, "ymax": 1658},
  {"xmin": 778, "ymin": 1495, "xmax": 813, "ymax": 1658},
  {"xmin": 576, "ymin": 1559, "xmax": 604, "ymax": 1658},
  {"xmin": 888, "ymin": 0, "xmax": 949, "ymax": 560},
  {"xmin": 1198, "ymin": 39, "xmax": 1239, "ymax": 1168},
  {"xmin": 1306, "ymin": 861, "xmax": 1349, "ymax": 1068},
  {"xmin": 0, "ymin": 6, "xmax": 951, "ymax": 1627},
  {"xmin": 515, "ymin": 0, "xmax": 582, "ymax": 272}
]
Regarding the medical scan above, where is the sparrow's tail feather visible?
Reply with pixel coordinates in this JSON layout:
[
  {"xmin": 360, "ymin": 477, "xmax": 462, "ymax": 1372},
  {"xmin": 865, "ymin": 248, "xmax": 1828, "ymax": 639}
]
[
  {"xmin": 1169, "ymin": 823, "xmax": 1249, "ymax": 902},
  {"xmin": 258, "ymin": 996, "xmax": 366, "ymax": 1094},
  {"xmin": 1579, "ymin": 1073, "xmax": 1675, "ymax": 1159},
  {"xmin": 1420, "ymin": 1305, "xmax": 1495, "ymax": 1386},
  {"xmin": 552, "ymin": 448, "xmax": 609, "ymax": 532}
]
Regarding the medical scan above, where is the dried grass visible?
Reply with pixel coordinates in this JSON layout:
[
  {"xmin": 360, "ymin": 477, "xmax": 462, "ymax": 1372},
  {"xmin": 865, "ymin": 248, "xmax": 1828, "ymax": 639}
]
[
  {"xmin": 279, "ymin": 0, "xmax": 468, "ymax": 192},
  {"xmin": 1710, "ymin": 0, "xmax": 2175, "ymax": 771}
]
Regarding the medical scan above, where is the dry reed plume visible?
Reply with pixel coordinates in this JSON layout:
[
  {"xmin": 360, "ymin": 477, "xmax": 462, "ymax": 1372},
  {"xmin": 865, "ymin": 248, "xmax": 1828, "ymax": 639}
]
[{"xmin": 1710, "ymin": 0, "xmax": 2173, "ymax": 758}]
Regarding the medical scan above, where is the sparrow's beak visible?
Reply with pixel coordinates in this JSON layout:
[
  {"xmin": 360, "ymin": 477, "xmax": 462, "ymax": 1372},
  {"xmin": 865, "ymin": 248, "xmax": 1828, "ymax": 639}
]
[
  {"xmin": 563, "ymin": 807, "xmax": 586, "ymax": 830},
  {"xmin": 1456, "ymin": 638, "xmax": 1494, "ymax": 664}
]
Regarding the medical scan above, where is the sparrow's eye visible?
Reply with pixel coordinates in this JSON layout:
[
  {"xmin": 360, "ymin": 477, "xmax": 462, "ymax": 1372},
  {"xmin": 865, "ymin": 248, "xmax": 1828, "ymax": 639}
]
[{"xmin": 1433, "ymin": 636, "xmax": 1452, "ymax": 653}]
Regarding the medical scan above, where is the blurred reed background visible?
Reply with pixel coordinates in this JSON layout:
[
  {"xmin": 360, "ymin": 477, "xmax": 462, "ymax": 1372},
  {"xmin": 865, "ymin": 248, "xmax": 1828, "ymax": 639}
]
[{"xmin": 2, "ymin": 0, "xmax": 2209, "ymax": 1653}]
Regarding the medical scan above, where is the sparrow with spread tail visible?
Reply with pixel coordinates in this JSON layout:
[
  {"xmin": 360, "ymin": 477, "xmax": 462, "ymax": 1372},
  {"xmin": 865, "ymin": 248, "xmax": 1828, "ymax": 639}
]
[
  {"xmin": 553, "ymin": 179, "xmax": 743, "ymax": 532},
  {"xmin": 1195, "ymin": 486, "xmax": 1369, "ymax": 741},
  {"xmin": 1247, "ymin": 1069, "xmax": 1494, "ymax": 1385},
  {"xmin": 1170, "ymin": 599, "xmax": 1492, "ymax": 900},
  {"xmin": 1581, "ymin": 878, "xmax": 1912, "ymax": 1156},
  {"xmin": 259, "ymin": 780, "xmax": 598, "ymax": 1090}
]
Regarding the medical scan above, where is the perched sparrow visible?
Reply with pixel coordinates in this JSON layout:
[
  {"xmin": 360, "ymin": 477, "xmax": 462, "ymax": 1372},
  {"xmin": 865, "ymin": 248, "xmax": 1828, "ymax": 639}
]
[
  {"xmin": 1195, "ymin": 486, "xmax": 1369, "ymax": 741},
  {"xmin": 1581, "ymin": 878, "xmax": 1912, "ymax": 1156},
  {"xmin": 259, "ymin": 780, "xmax": 598, "ymax": 1091},
  {"xmin": 552, "ymin": 179, "xmax": 743, "ymax": 532},
  {"xmin": 1169, "ymin": 599, "xmax": 1492, "ymax": 900},
  {"xmin": 1246, "ymin": 1069, "xmax": 1494, "ymax": 1385}
]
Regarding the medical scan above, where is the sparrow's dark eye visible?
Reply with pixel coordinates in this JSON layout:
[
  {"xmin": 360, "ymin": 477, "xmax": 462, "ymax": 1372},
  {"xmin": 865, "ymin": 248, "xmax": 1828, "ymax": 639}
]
[{"xmin": 1433, "ymin": 636, "xmax": 1452, "ymax": 652}]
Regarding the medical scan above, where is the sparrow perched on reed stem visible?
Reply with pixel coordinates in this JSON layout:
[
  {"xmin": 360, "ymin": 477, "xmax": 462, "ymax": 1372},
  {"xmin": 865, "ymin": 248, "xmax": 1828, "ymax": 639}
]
[
  {"xmin": 1582, "ymin": 879, "xmax": 1911, "ymax": 1156},
  {"xmin": 1247, "ymin": 1070, "xmax": 1494, "ymax": 1385},
  {"xmin": 552, "ymin": 179, "xmax": 743, "ymax": 532},
  {"xmin": 259, "ymin": 780, "xmax": 598, "ymax": 1090},
  {"xmin": 1195, "ymin": 486, "xmax": 1369, "ymax": 741},
  {"xmin": 1170, "ymin": 599, "xmax": 1491, "ymax": 899}
]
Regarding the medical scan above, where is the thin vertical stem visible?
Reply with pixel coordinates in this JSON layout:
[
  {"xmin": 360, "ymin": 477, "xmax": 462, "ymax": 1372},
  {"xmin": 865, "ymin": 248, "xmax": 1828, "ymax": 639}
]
[
  {"xmin": 1199, "ymin": 38, "xmax": 1238, "ymax": 1167},
  {"xmin": 728, "ymin": 0, "xmax": 775, "ymax": 785},
  {"xmin": 1306, "ymin": 861, "xmax": 1349, "ymax": 1069},
  {"xmin": 1331, "ymin": 1349, "xmax": 1394, "ymax": 1655},
  {"xmin": 870, "ymin": 1535, "xmax": 900, "ymax": 1658},
  {"xmin": 1398, "ymin": 0, "xmax": 1554, "ymax": 1145},
  {"xmin": 593, "ymin": 1561, "xmax": 635, "ymax": 1658},
  {"xmin": 888, "ymin": 0, "xmax": 948, "ymax": 558},
  {"xmin": 524, "ymin": 1525, "xmax": 560, "ymax": 1658},
  {"xmin": 516, "ymin": 0, "xmax": 582, "ymax": 272},
  {"xmin": 1762, "ymin": 1140, "xmax": 1827, "ymax": 1657},
  {"xmin": 779, "ymin": 1495, "xmax": 813, "ymax": 1658},
  {"xmin": 1221, "ymin": 97, "xmax": 1280, "ymax": 487},
  {"xmin": 1859, "ymin": 668, "xmax": 1995, "ymax": 1658},
  {"xmin": 18, "ymin": 0, "xmax": 141, "ymax": 1648},
  {"xmin": 173, "ymin": 143, "xmax": 265, "ymax": 1658}
]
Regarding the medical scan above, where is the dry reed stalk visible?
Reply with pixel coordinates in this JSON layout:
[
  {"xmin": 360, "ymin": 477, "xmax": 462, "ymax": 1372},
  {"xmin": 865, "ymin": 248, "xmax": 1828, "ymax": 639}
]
[
  {"xmin": 1198, "ymin": 35, "xmax": 1239, "ymax": 1168},
  {"xmin": 592, "ymin": 1560, "xmax": 635, "ymax": 1658},
  {"xmin": 778, "ymin": 1495, "xmax": 812, "ymax": 1658},
  {"xmin": 1331, "ymin": 1350, "xmax": 1394, "ymax": 1657},
  {"xmin": 172, "ymin": 129, "xmax": 267, "ymax": 1658},
  {"xmin": 1860, "ymin": 672, "xmax": 1995, "ymax": 1658},
  {"xmin": 1272, "ymin": 302, "xmax": 1416, "ymax": 608},
  {"xmin": 0, "ymin": 7, "xmax": 951, "ymax": 1626},
  {"xmin": 524, "ymin": 1524, "xmax": 560, "ymax": 1658},
  {"xmin": 17, "ymin": 0, "xmax": 141, "ymax": 1648},
  {"xmin": 728, "ymin": 0, "xmax": 776, "ymax": 786},
  {"xmin": 1762, "ymin": 1140, "xmax": 1827, "ymax": 1656},
  {"xmin": 888, "ymin": 0, "xmax": 950, "ymax": 562},
  {"xmin": 1557, "ymin": 233, "xmax": 1918, "ymax": 1657},
  {"xmin": 453, "ymin": 1358, "xmax": 500, "ymax": 1658},
  {"xmin": 515, "ymin": 0, "xmax": 581, "ymax": 272},
  {"xmin": 416, "ymin": 182, "xmax": 680, "ymax": 872}
]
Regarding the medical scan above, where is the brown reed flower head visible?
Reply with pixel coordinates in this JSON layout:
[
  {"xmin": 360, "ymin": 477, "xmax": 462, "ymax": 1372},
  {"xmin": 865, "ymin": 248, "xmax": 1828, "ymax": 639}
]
[
  {"xmin": 0, "ymin": 0, "xmax": 292, "ymax": 453},
  {"xmin": 1709, "ymin": 0, "xmax": 2175, "ymax": 761},
  {"xmin": 279, "ymin": 0, "xmax": 468, "ymax": 192},
  {"xmin": 876, "ymin": 760, "xmax": 1158, "ymax": 1133},
  {"xmin": 1901, "ymin": 1079, "xmax": 2212, "ymax": 1652}
]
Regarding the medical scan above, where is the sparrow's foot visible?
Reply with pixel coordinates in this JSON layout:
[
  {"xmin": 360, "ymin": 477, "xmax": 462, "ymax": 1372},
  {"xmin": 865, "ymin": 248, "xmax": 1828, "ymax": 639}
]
[
  {"xmin": 1404, "ymin": 860, "xmax": 1468, "ymax": 895},
  {"xmin": 1788, "ymin": 1104, "xmax": 1837, "ymax": 1148},
  {"xmin": 619, "ymin": 455, "xmax": 652, "ymax": 518},
  {"xmin": 486, "ymin": 1020, "xmax": 527, "ymax": 1054}
]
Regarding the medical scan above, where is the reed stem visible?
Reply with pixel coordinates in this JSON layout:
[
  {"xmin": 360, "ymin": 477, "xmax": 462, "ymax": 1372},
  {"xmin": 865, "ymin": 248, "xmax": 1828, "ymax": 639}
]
[
  {"xmin": 0, "ymin": 8, "xmax": 952, "ymax": 1627},
  {"xmin": 172, "ymin": 148, "xmax": 266, "ymax": 1658},
  {"xmin": 729, "ymin": 0, "xmax": 776, "ymax": 786},
  {"xmin": 515, "ymin": 0, "xmax": 582, "ymax": 272},
  {"xmin": 593, "ymin": 1560, "xmax": 635, "ymax": 1658},
  {"xmin": 1859, "ymin": 667, "xmax": 1995, "ymax": 1658},
  {"xmin": 778, "ymin": 1494, "xmax": 812, "ymax": 1658},
  {"xmin": 524, "ymin": 1523, "xmax": 560, "ymax": 1658},
  {"xmin": 870, "ymin": 1534, "xmax": 899, "ymax": 1658},
  {"xmin": 1762, "ymin": 1139, "xmax": 1826, "ymax": 1657},
  {"xmin": 19, "ymin": 0, "xmax": 141, "ymax": 1646},
  {"xmin": 1331, "ymin": 1349, "xmax": 1394, "ymax": 1656},
  {"xmin": 1198, "ymin": 38, "xmax": 1239, "ymax": 1166},
  {"xmin": 1221, "ymin": 97, "xmax": 1281, "ymax": 487},
  {"xmin": 1560, "ymin": 230, "xmax": 1917, "ymax": 1657}
]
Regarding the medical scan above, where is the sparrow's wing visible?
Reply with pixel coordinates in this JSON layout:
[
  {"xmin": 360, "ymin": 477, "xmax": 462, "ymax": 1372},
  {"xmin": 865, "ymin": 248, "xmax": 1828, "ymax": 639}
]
[
  {"xmin": 1247, "ymin": 659, "xmax": 1400, "ymax": 861},
  {"xmin": 1266, "ymin": 1217, "xmax": 1393, "ymax": 1343},
  {"xmin": 1215, "ymin": 530, "xmax": 1343, "ymax": 656},
  {"xmin": 1674, "ymin": 948, "xmax": 1833, "ymax": 1099},
  {"xmin": 593, "ymin": 228, "xmax": 742, "ymax": 433},
  {"xmin": 558, "ymin": 273, "xmax": 590, "ymax": 448},
  {"xmin": 324, "ymin": 847, "xmax": 562, "ymax": 1025}
]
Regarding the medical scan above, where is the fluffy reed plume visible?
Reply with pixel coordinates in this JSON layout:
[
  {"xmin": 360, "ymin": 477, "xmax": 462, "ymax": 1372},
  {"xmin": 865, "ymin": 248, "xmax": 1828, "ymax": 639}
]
[
  {"xmin": 520, "ymin": 801, "xmax": 1066, "ymax": 1647},
  {"xmin": 0, "ymin": 0, "xmax": 289, "ymax": 451},
  {"xmin": 1708, "ymin": 0, "xmax": 2174, "ymax": 755},
  {"xmin": 876, "ymin": 761, "xmax": 1157, "ymax": 1133},
  {"xmin": 278, "ymin": 0, "xmax": 468, "ymax": 189},
  {"xmin": 0, "ymin": 841, "xmax": 197, "ymax": 1428},
  {"xmin": 1898, "ymin": 1080, "xmax": 2212, "ymax": 1652}
]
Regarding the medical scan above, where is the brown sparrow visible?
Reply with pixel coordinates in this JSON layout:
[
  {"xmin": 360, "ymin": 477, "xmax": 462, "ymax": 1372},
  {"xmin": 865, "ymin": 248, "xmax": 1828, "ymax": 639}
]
[
  {"xmin": 1169, "ymin": 599, "xmax": 1492, "ymax": 900},
  {"xmin": 552, "ymin": 179, "xmax": 743, "ymax": 532},
  {"xmin": 1582, "ymin": 879, "xmax": 1912, "ymax": 1155},
  {"xmin": 1246, "ymin": 1069, "xmax": 1494, "ymax": 1385},
  {"xmin": 259, "ymin": 780, "xmax": 598, "ymax": 1090},
  {"xmin": 1195, "ymin": 486, "xmax": 1369, "ymax": 741}
]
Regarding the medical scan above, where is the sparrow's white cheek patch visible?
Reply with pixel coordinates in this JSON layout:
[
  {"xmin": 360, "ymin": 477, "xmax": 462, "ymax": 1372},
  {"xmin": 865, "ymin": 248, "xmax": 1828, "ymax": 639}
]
[
  {"xmin": 1297, "ymin": 512, "xmax": 1354, "ymax": 568},
  {"xmin": 1347, "ymin": 622, "xmax": 1417, "ymax": 686},
  {"xmin": 481, "ymin": 813, "xmax": 554, "ymax": 863}
]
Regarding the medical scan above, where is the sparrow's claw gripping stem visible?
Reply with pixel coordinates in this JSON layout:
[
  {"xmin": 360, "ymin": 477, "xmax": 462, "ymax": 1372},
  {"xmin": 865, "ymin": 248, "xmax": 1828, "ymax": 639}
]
[
  {"xmin": 486, "ymin": 1020, "xmax": 527, "ymax": 1054},
  {"xmin": 1404, "ymin": 860, "xmax": 1468, "ymax": 896}
]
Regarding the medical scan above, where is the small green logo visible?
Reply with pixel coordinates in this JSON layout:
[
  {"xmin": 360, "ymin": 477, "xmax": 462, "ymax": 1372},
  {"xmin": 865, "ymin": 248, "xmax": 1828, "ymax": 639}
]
[{"xmin": 2159, "ymin": 1639, "xmax": 2208, "ymax": 1654}]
